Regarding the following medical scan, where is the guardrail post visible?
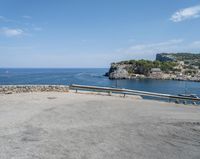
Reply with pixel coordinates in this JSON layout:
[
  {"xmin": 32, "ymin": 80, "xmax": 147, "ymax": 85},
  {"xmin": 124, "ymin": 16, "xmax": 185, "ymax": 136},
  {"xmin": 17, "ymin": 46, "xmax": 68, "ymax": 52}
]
[
  {"xmin": 192, "ymin": 101, "xmax": 197, "ymax": 105},
  {"xmin": 123, "ymin": 93, "xmax": 126, "ymax": 98},
  {"xmin": 175, "ymin": 99, "xmax": 179, "ymax": 104}
]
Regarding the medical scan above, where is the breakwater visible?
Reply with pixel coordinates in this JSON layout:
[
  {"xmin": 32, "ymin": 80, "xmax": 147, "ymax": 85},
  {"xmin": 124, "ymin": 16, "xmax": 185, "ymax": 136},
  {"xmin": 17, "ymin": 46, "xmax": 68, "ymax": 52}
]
[{"xmin": 0, "ymin": 85, "xmax": 69, "ymax": 94}]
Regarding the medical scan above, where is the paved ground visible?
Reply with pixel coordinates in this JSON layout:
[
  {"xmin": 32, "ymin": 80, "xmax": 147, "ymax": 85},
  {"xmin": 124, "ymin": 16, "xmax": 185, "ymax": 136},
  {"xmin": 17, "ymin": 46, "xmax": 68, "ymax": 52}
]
[{"xmin": 0, "ymin": 92, "xmax": 200, "ymax": 159}]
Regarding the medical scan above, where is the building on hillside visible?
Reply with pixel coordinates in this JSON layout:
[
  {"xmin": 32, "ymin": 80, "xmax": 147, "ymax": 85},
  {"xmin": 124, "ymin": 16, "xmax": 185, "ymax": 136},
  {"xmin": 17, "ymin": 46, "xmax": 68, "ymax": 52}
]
[
  {"xmin": 151, "ymin": 68, "xmax": 161, "ymax": 72},
  {"xmin": 150, "ymin": 68, "xmax": 163, "ymax": 78}
]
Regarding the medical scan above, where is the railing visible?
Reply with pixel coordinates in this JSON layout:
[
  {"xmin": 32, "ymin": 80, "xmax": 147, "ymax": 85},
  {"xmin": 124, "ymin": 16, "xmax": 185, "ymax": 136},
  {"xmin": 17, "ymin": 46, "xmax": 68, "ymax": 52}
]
[{"xmin": 70, "ymin": 84, "xmax": 200, "ymax": 105}]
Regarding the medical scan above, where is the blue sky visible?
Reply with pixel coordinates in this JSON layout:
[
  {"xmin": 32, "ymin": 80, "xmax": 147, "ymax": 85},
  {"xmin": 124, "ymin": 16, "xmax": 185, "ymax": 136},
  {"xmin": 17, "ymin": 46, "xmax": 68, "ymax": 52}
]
[{"xmin": 0, "ymin": 0, "xmax": 200, "ymax": 68}]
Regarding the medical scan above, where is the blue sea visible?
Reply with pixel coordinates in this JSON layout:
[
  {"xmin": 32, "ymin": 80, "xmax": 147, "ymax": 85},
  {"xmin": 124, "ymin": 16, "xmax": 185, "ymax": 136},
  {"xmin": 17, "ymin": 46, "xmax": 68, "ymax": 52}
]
[{"xmin": 0, "ymin": 68, "xmax": 200, "ymax": 96}]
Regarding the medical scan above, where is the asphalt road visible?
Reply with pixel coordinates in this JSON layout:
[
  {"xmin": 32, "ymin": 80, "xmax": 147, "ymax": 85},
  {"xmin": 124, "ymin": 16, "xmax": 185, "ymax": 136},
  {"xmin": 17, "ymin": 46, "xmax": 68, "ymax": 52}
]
[{"xmin": 0, "ymin": 92, "xmax": 200, "ymax": 159}]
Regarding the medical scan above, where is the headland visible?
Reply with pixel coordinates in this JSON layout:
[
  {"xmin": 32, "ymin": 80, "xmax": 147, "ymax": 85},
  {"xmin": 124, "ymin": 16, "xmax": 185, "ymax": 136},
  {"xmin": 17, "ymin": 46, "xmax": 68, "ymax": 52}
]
[{"xmin": 106, "ymin": 53, "xmax": 200, "ymax": 81}]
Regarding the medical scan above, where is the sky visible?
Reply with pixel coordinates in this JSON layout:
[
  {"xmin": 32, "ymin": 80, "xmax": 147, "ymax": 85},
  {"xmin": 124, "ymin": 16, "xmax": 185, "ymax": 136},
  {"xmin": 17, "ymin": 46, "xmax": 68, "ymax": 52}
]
[{"xmin": 0, "ymin": 0, "xmax": 200, "ymax": 68}]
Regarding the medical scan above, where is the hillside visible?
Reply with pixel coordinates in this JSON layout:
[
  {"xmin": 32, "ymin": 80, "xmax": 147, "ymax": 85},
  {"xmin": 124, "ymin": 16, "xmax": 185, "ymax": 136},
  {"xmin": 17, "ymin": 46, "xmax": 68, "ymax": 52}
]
[
  {"xmin": 106, "ymin": 53, "xmax": 200, "ymax": 81},
  {"xmin": 156, "ymin": 53, "xmax": 200, "ymax": 65}
]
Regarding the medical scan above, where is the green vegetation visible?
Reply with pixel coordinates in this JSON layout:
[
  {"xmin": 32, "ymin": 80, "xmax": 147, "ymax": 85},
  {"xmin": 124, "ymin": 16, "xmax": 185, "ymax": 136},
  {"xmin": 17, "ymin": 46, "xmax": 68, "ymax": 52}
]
[
  {"xmin": 115, "ymin": 59, "xmax": 177, "ymax": 74},
  {"xmin": 109, "ymin": 53, "xmax": 200, "ymax": 80},
  {"xmin": 110, "ymin": 53, "xmax": 200, "ymax": 76}
]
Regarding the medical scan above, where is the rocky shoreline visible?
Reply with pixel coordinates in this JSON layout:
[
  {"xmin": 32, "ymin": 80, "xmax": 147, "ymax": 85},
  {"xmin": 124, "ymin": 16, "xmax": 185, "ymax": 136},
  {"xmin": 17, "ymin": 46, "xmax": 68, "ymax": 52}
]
[
  {"xmin": 105, "ymin": 73, "xmax": 200, "ymax": 82},
  {"xmin": 105, "ymin": 66, "xmax": 200, "ymax": 82}
]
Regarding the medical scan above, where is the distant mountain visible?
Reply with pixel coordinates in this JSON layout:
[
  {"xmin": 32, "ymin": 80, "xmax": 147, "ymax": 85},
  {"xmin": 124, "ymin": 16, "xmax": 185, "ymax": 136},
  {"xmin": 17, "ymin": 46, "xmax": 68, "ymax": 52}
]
[{"xmin": 156, "ymin": 53, "xmax": 200, "ymax": 62}]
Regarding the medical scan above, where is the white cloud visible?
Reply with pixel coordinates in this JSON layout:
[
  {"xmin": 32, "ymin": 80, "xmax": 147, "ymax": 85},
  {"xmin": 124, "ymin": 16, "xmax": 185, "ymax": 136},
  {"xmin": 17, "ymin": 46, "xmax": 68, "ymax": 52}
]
[
  {"xmin": 33, "ymin": 27, "xmax": 42, "ymax": 31},
  {"xmin": 0, "ymin": 45, "xmax": 33, "ymax": 50},
  {"xmin": 0, "ymin": 16, "xmax": 14, "ymax": 22},
  {"xmin": 0, "ymin": 28, "xmax": 24, "ymax": 37},
  {"xmin": 0, "ymin": 16, "xmax": 7, "ymax": 21},
  {"xmin": 0, "ymin": 15, "xmax": 42, "ymax": 38},
  {"xmin": 22, "ymin": 15, "xmax": 32, "ymax": 19},
  {"xmin": 116, "ymin": 39, "xmax": 200, "ymax": 60},
  {"xmin": 126, "ymin": 39, "xmax": 183, "ymax": 53},
  {"xmin": 190, "ymin": 41, "xmax": 200, "ymax": 48},
  {"xmin": 170, "ymin": 5, "xmax": 200, "ymax": 22}
]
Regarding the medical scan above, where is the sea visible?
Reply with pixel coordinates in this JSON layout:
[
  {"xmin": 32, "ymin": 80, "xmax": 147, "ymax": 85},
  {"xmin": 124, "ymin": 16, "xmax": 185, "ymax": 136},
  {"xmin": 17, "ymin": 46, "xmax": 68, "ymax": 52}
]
[{"xmin": 0, "ymin": 68, "xmax": 200, "ymax": 97}]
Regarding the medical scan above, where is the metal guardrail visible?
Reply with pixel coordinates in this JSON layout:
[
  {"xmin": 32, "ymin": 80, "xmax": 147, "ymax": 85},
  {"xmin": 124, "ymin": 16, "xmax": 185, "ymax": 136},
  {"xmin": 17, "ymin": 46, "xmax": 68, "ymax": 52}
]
[{"xmin": 70, "ymin": 84, "xmax": 200, "ymax": 104}]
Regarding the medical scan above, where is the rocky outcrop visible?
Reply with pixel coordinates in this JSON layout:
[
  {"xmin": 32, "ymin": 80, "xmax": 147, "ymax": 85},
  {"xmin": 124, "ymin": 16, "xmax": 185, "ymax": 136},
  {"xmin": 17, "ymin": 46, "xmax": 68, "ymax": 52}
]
[
  {"xmin": 106, "ymin": 61, "xmax": 152, "ymax": 79},
  {"xmin": 106, "ymin": 53, "xmax": 200, "ymax": 81},
  {"xmin": 0, "ymin": 85, "xmax": 69, "ymax": 94},
  {"xmin": 109, "ymin": 68, "xmax": 129, "ymax": 79},
  {"xmin": 106, "ymin": 63, "xmax": 130, "ymax": 79}
]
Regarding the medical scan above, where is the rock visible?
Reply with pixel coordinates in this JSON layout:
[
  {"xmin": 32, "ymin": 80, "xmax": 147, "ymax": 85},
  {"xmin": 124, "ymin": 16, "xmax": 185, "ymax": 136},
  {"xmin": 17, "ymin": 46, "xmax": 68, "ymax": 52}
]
[
  {"xmin": 109, "ymin": 68, "xmax": 129, "ymax": 79},
  {"xmin": 104, "ymin": 72, "xmax": 109, "ymax": 77},
  {"xmin": 108, "ymin": 64, "xmax": 130, "ymax": 79},
  {"xmin": 5, "ymin": 91, "xmax": 12, "ymax": 94}
]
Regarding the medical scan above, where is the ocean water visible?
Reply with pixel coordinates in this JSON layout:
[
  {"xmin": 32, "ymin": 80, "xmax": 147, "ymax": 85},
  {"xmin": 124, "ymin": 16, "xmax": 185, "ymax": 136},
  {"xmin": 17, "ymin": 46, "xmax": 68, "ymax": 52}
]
[{"xmin": 0, "ymin": 68, "xmax": 200, "ymax": 96}]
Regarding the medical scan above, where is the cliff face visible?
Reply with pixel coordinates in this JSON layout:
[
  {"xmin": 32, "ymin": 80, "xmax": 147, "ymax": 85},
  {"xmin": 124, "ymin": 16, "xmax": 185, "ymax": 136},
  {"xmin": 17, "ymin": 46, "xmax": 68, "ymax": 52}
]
[
  {"xmin": 106, "ymin": 63, "xmax": 130, "ymax": 79},
  {"xmin": 156, "ymin": 53, "xmax": 175, "ymax": 62},
  {"xmin": 106, "ymin": 62, "xmax": 150, "ymax": 79},
  {"xmin": 156, "ymin": 53, "xmax": 200, "ymax": 62}
]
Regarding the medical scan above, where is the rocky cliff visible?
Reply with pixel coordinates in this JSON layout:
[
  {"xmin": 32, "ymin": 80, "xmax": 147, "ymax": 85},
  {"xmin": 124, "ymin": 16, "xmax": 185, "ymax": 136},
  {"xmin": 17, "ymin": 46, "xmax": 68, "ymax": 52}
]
[
  {"xmin": 156, "ymin": 53, "xmax": 175, "ymax": 62},
  {"xmin": 106, "ymin": 53, "xmax": 200, "ymax": 81},
  {"xmin": 106, "ymin": 63, "xmax": 130, "ymax": 79},
  {"xmin": 156, "ymin": 53, "xmax": 200, "ymax": 62}
]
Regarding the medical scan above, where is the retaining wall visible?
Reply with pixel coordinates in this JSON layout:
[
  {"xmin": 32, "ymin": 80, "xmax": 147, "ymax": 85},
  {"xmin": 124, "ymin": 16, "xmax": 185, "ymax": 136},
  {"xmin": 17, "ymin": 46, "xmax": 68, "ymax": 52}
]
[{"xmin": 0, "ymin": 85, "xmax": 69, "ymax": 94}]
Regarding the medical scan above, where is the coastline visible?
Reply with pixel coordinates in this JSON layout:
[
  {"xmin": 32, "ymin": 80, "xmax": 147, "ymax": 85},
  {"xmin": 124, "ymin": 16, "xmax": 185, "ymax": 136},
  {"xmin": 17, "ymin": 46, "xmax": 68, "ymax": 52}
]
[
  {"xmin": 1, "ymin": 84, "xmax": 200, "ymax": 105},
  {"xmin": 106, "ymin": 53, "xmax": 200, "ymax": 82},
  {"xmin": 0, "ymin": 68, "xmax": 200, "ymax": 99},
  {"xmin": 105, "ymin": 74, "xmax": 200, "ymax": 82}
]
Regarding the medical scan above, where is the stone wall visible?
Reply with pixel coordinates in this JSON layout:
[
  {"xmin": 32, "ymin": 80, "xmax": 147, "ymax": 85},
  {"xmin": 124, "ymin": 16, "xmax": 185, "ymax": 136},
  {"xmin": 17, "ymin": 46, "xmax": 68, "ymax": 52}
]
[{"xmin": 0, "ymin": 85, "xmax": 69, "ymax": 94}]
